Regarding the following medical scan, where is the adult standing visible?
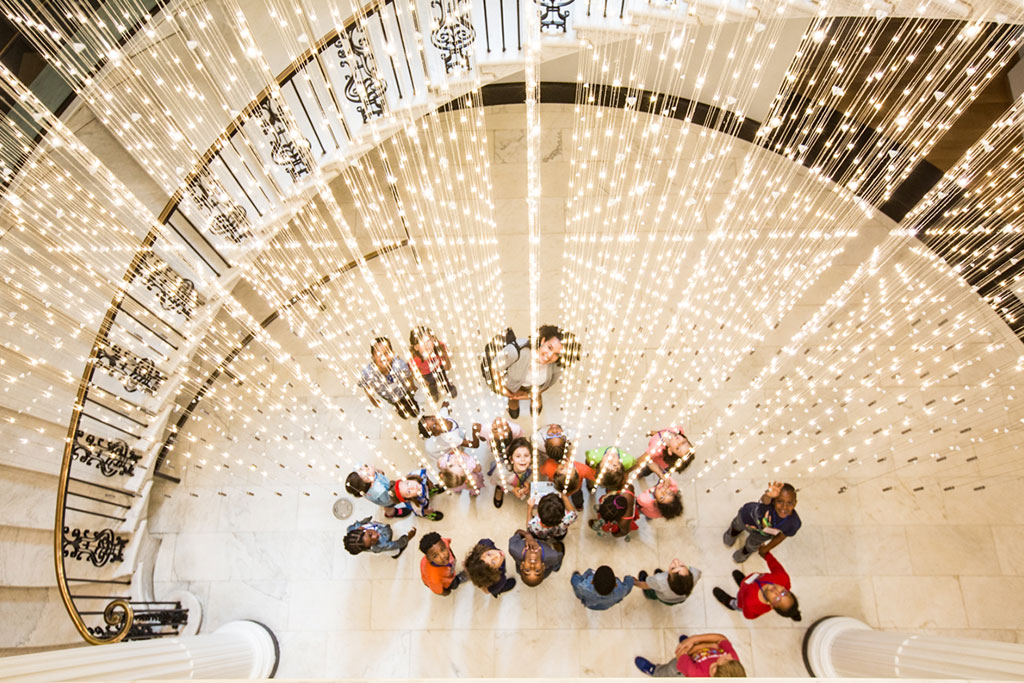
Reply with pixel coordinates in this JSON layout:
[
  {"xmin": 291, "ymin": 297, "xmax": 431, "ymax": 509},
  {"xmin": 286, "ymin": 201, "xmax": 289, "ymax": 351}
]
[
  {"xmin": 507, "ymin": 528, "xmax": 564, "ymax": 586},
  {"xmin": 358, "ymin": 337, "xmax": 420, "ymax": 419},
  {"xmin": 484, "ymin": 325, "xmax": 567, "ymax": 419}
]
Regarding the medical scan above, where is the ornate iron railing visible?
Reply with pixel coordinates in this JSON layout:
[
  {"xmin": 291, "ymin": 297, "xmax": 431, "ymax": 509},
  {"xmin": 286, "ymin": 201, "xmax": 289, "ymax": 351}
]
[{"xmin": 20, "ymin": 0, "xmax": 1023, "ymax": 647}]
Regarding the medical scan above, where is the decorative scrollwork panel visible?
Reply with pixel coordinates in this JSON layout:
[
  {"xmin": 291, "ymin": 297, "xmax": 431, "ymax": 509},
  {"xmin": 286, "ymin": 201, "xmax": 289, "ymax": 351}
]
[
  {"xmin": 534, "ymin": 0, "xmax": 574, "ymax": 32},
  {"xmin": 94, "ymin": 343, "xmax": 167, "ymax": 395},
  {"xmin": 337, "ymin": 24, "xmax": 388, "ymax": 124},
  {"xmin": 132, "ymin": 251, "xmax": 205, "ymax": 320},
  {"xmin": 430, "ymin": 0, "xmax": 476, "ymax": 72},
  {"xmin": 186, "ymin": 168, "xmax": 253, "ymax": 244},
  {"xmin": 62, "ymin": 527, "xmax": 128, "ymax": 567},
  {"xmin": 256, "ymin": 99, "xmax": 313, "ymax": 182},
  {"xmin": 72, "ymin": 429, "xmax": 142, "ymax": 478}
]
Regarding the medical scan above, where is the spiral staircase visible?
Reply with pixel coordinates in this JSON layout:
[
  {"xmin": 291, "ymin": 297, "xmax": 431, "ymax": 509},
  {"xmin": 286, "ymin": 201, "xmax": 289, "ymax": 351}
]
[{"xmin": 1, "ymin": 0, "xmax": 1023, "ymax": 660}]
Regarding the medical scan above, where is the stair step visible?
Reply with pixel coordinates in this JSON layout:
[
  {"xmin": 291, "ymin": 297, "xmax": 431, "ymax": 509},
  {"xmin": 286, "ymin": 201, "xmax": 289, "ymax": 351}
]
[{"xmin": 0, "ymin": 465, "xmax": 61, "ymax": 530}]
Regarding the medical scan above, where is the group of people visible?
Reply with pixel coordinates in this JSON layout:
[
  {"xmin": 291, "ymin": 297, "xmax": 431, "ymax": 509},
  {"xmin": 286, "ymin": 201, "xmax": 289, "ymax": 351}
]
[{"xmin": 345, "ymin": 325, "xmax": 805, "ymax": 677}]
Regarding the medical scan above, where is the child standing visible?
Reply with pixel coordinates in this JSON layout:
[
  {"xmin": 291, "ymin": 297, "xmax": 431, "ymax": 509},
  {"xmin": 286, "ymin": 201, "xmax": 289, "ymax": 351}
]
[
  {"xmin": 409, "ymin": 326, "xmax": 457, "ymax": 401},
  {"xmin": 589, "ymin": 489, "xmax": 639, "ymax": 541},
  {"xmin": 479, "ymin": 415, "xmax": 524, "ymax": 508},
  {"xmin": 584, "ymin": 446, "xmax": 636, "ymax": 491},
  {"xmin": 571, "ymin": 565, "xmax": 634, "ymax": 610},
  {"xmin": 635, "ymin": 559, "xmax": 701, "ymax": 605},
  {"xmin": 636, "ymin": 473, "xmax": 683, "ymax": 520},
  {"xmin": 394, "ymin": 468, "xmax": 445, "ymax": 521},
  {"xmin": 417, "ymin": 407, "xmax": 482, "ymax": 460},
  {"xmin": 634, "ymin": 633, "xmax": 746, "ymax": 677},
  {"xmin": 713, "ymin": 552, "xmax": 801, "ymax": 622},
  {"xmin": 494, "ymin": 437, "xmax": 535, "ymax": 505},
  {"xmin": 343, "ymin": 517, "xmax": 417, "ymax": 558},
  {"xmin": 437, "ymin": 449, "xmax": 484, "ymax": 495},
  {"xmin": 540, "ymin": 455, "xmax": 594, "ymax": 510},
  {"xmin": 639, "ymin": 426, "xmax": 693, "ymax": 477},
  {"xmin": 418, "ymin": 532, "xmax": 467, "ymax": 596},
  {"xmin": 527, "ymin": 491, "xmax": 579, "ymax": 541},
  {"xmin": 345, "ymin": 464, "xmax": 411, "ymax": 518},
  {"xmin": 723, "ymin": 481, "xmax": 800, "ymax": 563},
  {"xmin": 465, "ymin": 538, "xmax": 516, "ymax": 597}
]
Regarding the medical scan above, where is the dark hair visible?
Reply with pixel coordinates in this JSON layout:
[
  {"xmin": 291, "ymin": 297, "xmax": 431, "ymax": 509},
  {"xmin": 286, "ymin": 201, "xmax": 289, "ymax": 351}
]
[
  {"xmin": 666, "ymin": 570, "xmax": 694, "ymax": 597},
  {"xmin": 345, "ymin": 471, "xmax": 370, "ymax": 497},
  {"xmin": 343, "ymin": 527, "xmax": 367, "ymax": 555},
  {"xmin": 599, "ymin": 494, "xmax": 629, "ymax": 523},
  {"xmin": 408, "ymin": 326, "xmax": 435, "ymax": 361},
  {"xmin": 537, "ymin": 492, "xmax": 565, "ymax": 526},
  {"xmin": 417, "ymin": 416, "xmax": 432, "ymax": 439},
  {"xmin": 544, "ymin": 435, "xmax": 567, "ymax": 462},
  {"xmin": 656, "ymin": 492, "xmax": 684, "ymax": 519},
  {"xmin": 503, "ymin": 437, "xmax": 533, "ymax": 472},
  {"xmin": 488, "ymin": 420, "xmax": 514, "ymax": 462},
  {"xmin": 370, "ymin": 336, "xmax": 391, "ymax": 355},
  {"xmin": 593, "ymin": 566, "xmax": 616, "ymax": 595},
  {"xmin": 552, "ymin": 467, "xmax": 579, "ymax": 494},
  {"xmin": 419, "ymin": 531, "xmax": 443, "ymax": 555},
  {"xmin": 601, "ymin": 468, "xmax": 625, "ymax": 491},
  {"xmin": 776, "ymin": 593, "xmax": 802, "ymax": 621},
  {"xmin": 536, "ymin": 325, "xmax": 563, "ymax": 346},
  {"xmin": 465, "ymin": 543, "xmax": 501, "ymax": 588},
  {"xmin": 780, "ymin": 483, "xmax": 797, "ymax": 499}
]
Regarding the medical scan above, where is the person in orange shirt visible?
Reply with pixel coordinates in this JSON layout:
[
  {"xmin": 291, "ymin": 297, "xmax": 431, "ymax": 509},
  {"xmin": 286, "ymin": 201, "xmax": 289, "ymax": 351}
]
[
  {"xmin": 418, "ymin": 532, "xmax": 466, "ymax": 596},
  {"xmin": 540, "ymin": 456, "xmax": 594, "ymax": 510}
]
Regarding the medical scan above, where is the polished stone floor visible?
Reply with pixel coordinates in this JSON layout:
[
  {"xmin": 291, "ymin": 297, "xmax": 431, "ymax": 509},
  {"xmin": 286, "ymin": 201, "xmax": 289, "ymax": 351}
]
[{"xmin": 148, "ymin": 104, "xmax": 1024, "ymax": 678}]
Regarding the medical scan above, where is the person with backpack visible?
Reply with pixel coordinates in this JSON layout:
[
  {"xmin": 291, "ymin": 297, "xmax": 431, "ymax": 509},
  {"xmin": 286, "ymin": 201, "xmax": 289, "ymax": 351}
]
[{"xmin": 481, "ymin": 325, "xmax": 572, "ymax": 419}]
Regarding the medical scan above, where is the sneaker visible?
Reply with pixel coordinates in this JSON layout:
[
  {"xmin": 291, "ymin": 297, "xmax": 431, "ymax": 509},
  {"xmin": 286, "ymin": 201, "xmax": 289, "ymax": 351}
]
[
  {"xmin": 732, "ymin": 549, "xmax": 752, "ymax": 564},
  {"xmin": 723, "ymin": 528, "xmax": 739, "ymax": 548},
  {"xmin": 732, "ymin": 570, "xmax": 746, "ymax": 586},
  {"xmin": 634, "ymin": 657, "xmax": 656, "ymax": 676},
  {"xmin": 713, "ymin": 587, "xmax": 736, "ymax": 610},
  {"xmin": 427, "ymin": 510, "xmax": 444, "ymax": 521}
]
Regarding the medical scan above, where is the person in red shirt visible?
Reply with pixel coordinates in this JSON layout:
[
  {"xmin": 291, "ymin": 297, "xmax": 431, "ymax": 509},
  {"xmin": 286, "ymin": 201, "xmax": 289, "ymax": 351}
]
[
  {"xmin": 712, "ymin": 552, "xmax": 801, "ymax": 621},
  {"xmin": 418, "ymin": 532, "xmax": 466, "ymax": 596},
  {"xmin": 635, "ymin": 632, "xmax": 746, "ymax": 677}
]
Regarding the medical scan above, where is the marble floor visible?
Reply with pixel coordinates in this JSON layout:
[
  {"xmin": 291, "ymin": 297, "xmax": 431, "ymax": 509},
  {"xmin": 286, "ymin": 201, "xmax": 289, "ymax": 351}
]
[
  {"xmin": 149, "ymin": 445, "xmax": 1024, "ymax": 678},
  {"xmin": 147, "ymin": 103, "xmax": 1024, "ymax": 678}
]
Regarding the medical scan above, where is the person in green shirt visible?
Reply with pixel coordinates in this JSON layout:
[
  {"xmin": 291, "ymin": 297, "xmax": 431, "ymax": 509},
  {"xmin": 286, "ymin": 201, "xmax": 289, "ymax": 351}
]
[{"xmin": 584, "ymin": 446, "xmax": 636, "ymax": 491}]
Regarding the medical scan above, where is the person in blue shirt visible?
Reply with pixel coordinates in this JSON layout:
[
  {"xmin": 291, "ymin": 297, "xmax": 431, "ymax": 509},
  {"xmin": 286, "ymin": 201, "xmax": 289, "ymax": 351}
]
[
  {"xmin": 571, "ymin": 565, "xmax": 634, "ymax": 610},
  {"xmin": 343, "ymin": 517, "xmax": 417, "ymax": 558},
  {"xmin": 723, "ymin": 480, "xmax": 801, "ymax": 563},
  {"xmin": 345, "ymin": 464, "xmax": 411, "ymax": 518}
]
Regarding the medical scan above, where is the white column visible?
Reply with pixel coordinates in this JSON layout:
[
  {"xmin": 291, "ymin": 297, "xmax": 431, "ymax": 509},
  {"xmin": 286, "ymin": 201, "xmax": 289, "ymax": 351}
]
[
  {"xmin": 804, "ymin": 616, "xmax": 1024, "ymax": 679},
  {"xmin": 0, "ymin": 620, "xmax": 278, "ymax": 682}
]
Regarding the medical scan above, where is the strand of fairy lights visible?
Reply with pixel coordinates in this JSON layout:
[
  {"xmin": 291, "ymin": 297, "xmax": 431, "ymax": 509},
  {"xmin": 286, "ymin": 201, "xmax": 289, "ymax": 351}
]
[
  {"xmin": 6, "ymin": 0, "xmax": 1024, "ymax": 499},
  {"xmin": 622, "ymin": 15, "xmax": 1024, "ymax": 454},
  {"xmin": 0, "ymin": 9, "xmax": 440, "ymax": 491},
  {"xmin": 667, "ymin": 17, "xmax": 1019, "ymax": 438}
]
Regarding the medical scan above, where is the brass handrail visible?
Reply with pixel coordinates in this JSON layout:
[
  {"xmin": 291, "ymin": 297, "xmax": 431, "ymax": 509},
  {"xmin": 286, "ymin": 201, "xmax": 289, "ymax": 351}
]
[{"xmin": 50, "ymin": 0, "xmax": 398, "ymax": 645}]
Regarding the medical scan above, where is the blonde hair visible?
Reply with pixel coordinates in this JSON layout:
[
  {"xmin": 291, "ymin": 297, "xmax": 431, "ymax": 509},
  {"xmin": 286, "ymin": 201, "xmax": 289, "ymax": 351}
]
[
  {"xmin": 713, "ymin": 660, "xmax": 746, "ymax": 677},
  {"xmin": 439, "ymin": 468, "xmax": 466, "ymax": 490}
]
